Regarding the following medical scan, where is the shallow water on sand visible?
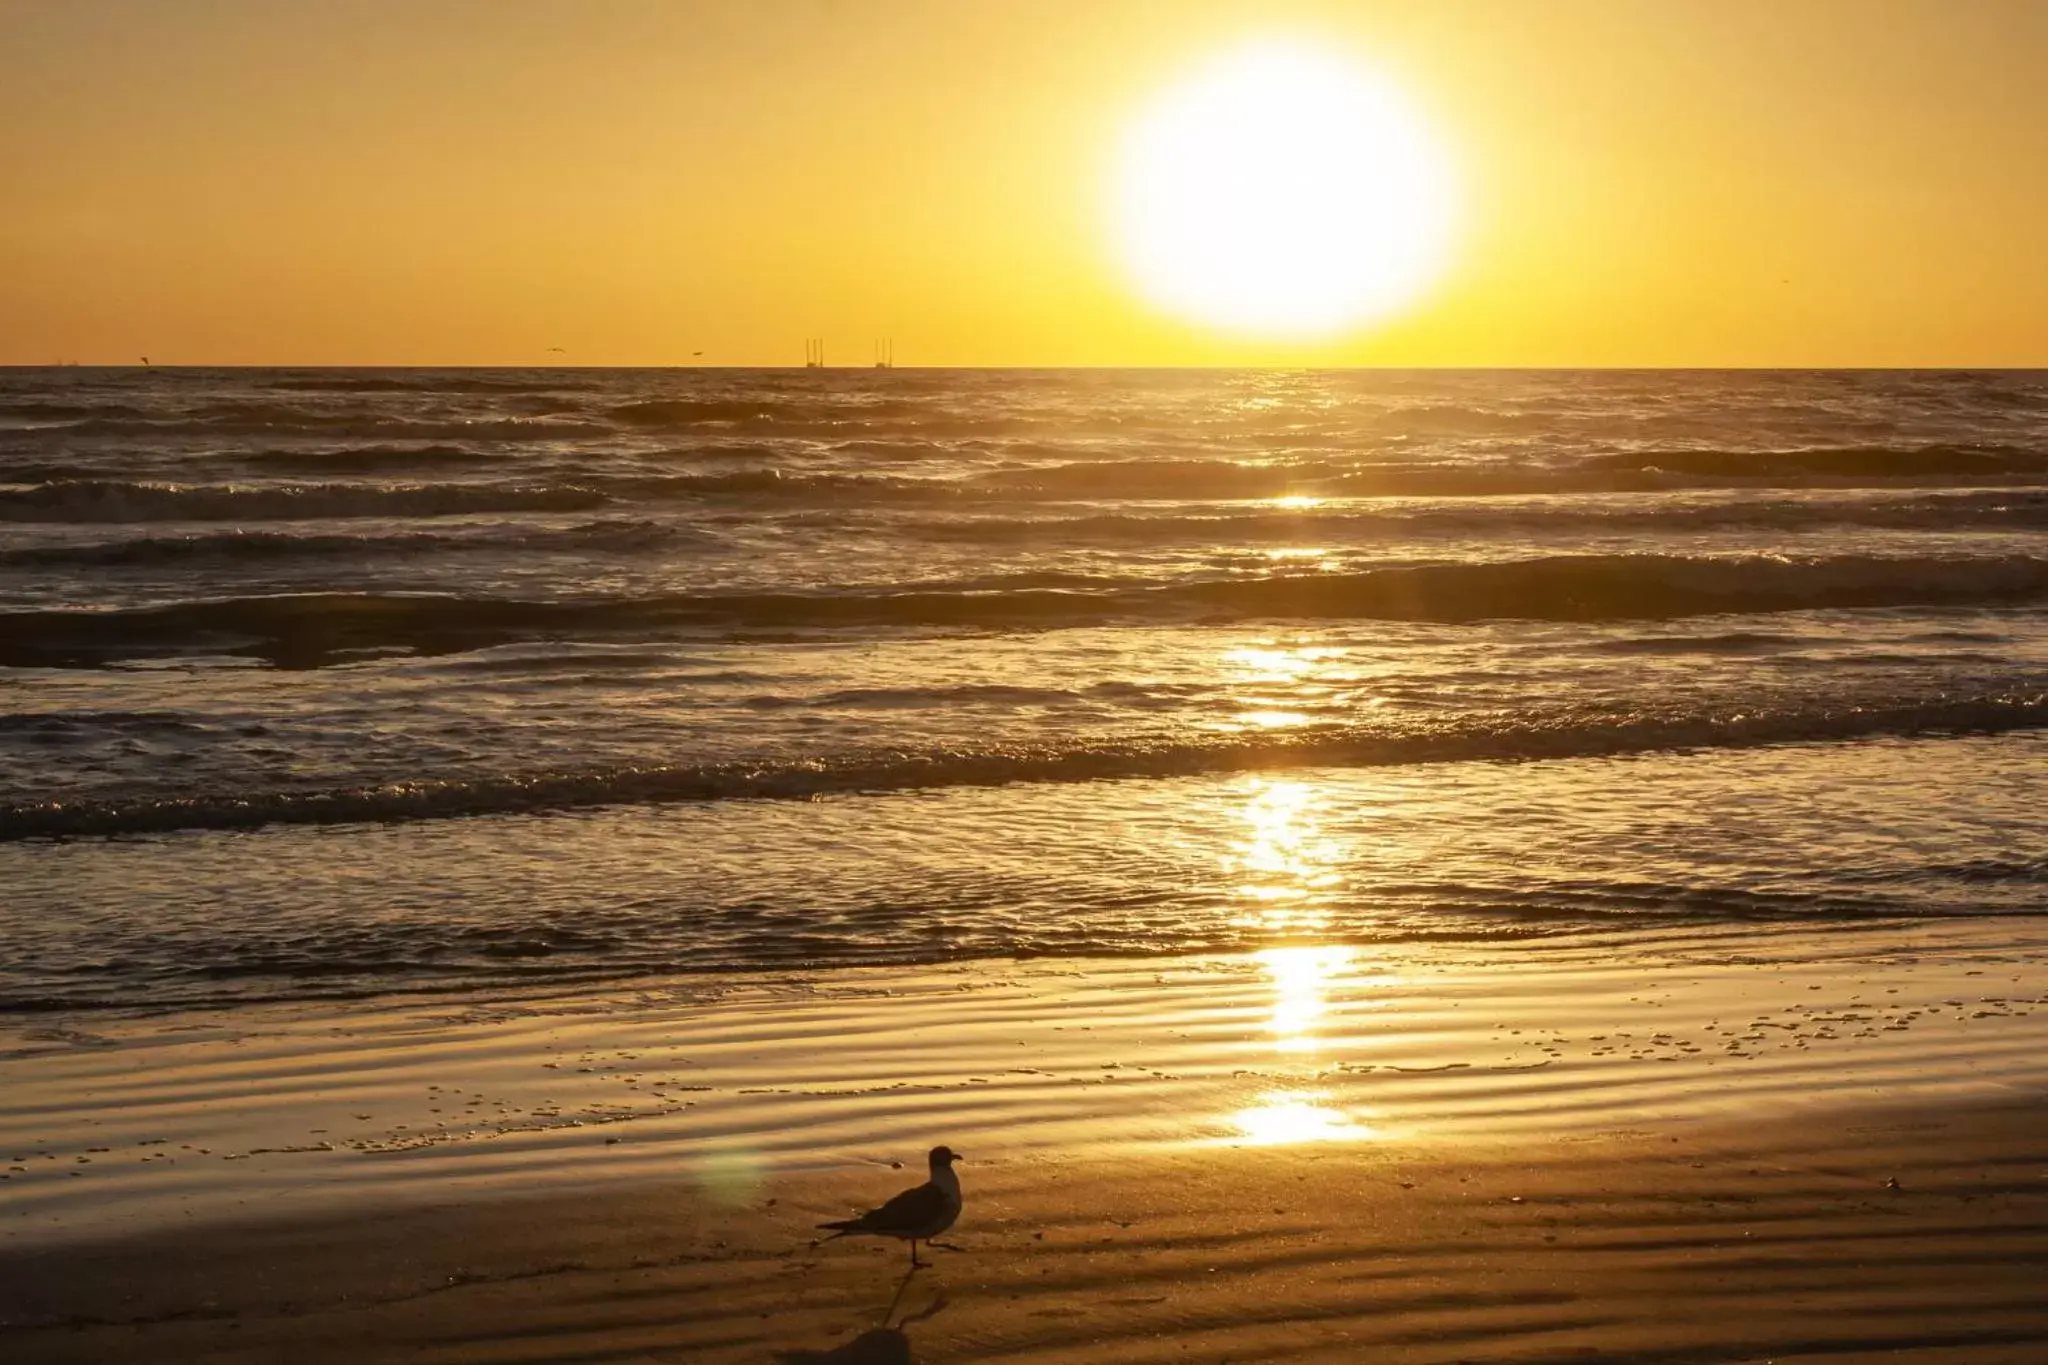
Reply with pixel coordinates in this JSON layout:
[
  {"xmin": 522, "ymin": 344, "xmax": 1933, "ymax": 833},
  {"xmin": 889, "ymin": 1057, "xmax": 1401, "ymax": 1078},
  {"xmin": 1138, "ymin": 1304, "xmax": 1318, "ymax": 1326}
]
[{"xmin": 1, "ymin": 733, "xmax": 2044, "ymax": 1010}]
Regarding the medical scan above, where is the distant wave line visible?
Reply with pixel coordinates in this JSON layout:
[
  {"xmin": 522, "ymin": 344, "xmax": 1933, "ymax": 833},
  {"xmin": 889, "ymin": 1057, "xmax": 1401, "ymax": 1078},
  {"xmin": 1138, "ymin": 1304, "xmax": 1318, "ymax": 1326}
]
[
  {"xmin": 11, "ymin": 452, "xmax": 2048, "ymax": 527},
  {"xmin": 5, "ymin": 553, "xmax": 2048, "ymax": 666},
  {"xmin": 16, "ymin": 490, "xmax": 2048, "ymax": 565}
]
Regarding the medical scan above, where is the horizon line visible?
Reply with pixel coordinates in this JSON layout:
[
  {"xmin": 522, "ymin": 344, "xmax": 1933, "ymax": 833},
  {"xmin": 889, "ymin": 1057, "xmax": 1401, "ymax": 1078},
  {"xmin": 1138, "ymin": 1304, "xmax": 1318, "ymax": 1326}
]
[{"xmin": 7, "ymin": 362, "xmax": 2048, "ymax": 373}]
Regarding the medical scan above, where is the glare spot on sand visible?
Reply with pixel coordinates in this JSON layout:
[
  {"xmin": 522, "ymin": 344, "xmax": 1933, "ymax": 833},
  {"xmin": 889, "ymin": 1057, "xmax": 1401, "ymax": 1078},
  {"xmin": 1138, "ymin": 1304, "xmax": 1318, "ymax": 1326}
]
[
  {"xmin": 1232, "ymin": 1090, "xmax": 1372, "ymax": 1145},
  {"xmin": 1259, "ymin": 943, "xmax": 1356, "ymax": 1052},
  {"xmin": 1267, "ymin": 495, "xmax": 1325, "ymax": 509}
]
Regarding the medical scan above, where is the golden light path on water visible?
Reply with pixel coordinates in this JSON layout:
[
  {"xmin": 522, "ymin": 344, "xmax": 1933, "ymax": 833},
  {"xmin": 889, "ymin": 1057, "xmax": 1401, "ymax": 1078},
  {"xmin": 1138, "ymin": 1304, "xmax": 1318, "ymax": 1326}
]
[{"xmin": 1220, "ymin": 768, "xmax": 1394, "ymax": 1145}]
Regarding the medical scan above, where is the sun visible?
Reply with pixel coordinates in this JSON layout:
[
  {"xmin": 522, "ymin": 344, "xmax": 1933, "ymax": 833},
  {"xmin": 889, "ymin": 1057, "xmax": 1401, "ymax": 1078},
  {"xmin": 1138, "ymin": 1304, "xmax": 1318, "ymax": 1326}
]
[{"xmin": 1111, "ymin": 41, "xmax": 1459, "ymax": 339}]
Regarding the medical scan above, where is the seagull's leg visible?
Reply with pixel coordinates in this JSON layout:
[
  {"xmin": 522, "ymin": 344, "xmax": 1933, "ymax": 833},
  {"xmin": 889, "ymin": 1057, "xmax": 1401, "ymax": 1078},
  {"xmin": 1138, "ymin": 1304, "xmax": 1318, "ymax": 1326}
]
[{"xmin": 909, "ymin": 1238, "xmax": 925, "ymax": 1270}]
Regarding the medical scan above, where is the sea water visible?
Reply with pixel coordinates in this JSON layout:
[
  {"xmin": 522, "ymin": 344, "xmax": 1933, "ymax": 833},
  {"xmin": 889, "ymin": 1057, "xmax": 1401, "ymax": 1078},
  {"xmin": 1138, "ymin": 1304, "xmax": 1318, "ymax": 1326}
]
[{"xmin": 2, "ymin": 367, "xmax": 2044, "ymax": 1010}]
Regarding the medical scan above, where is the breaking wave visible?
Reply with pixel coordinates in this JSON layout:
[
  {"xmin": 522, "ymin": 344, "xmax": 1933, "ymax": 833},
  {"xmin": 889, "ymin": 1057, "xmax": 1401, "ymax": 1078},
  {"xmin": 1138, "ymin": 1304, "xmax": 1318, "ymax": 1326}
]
[{"xmin": 5, "ymin": 693, "xmax": 2043, "ymax": 839}]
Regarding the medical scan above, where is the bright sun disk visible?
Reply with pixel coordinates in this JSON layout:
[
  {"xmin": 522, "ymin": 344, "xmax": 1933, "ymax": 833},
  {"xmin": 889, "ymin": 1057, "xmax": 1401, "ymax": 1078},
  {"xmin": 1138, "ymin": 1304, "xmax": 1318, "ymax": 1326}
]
[{"xmin": 1112, "ymin": 41, "xmax": 1458, "ymax": 339}]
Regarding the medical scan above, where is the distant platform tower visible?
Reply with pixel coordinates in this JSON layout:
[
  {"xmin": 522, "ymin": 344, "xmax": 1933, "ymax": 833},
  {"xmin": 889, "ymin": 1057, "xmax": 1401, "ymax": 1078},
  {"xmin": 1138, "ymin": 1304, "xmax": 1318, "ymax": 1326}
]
[
  {"xmin": 805, "ymin": 338, "xmax": 824, "ymax": 368},
  {"xmin": 873, "ymin": 338, "xmax": 894, "ymax": 369}
]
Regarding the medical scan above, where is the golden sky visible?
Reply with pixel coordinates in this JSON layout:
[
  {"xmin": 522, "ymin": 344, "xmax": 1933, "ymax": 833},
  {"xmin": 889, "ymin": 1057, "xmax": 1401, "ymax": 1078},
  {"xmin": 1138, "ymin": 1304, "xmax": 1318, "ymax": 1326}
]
[{"xmin": 4, "ymin": 0, "xmax": 2045, "ymax": 367}]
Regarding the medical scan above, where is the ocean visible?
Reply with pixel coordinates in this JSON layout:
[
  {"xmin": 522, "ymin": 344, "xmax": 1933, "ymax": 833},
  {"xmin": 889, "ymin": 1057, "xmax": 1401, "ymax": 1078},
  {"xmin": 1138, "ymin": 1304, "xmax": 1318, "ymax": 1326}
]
[{"xmin": 3, "ymin": 366, "xmax": 2045, "ymax": 1014}]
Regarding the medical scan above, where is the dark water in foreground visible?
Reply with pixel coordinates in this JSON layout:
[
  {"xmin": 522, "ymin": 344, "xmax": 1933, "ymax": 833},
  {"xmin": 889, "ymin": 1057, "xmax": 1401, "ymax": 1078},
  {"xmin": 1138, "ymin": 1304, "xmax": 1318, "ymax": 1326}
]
[{"xmin": 2, "ymin": 367, "xmax": 2044, "ymax": 1009}]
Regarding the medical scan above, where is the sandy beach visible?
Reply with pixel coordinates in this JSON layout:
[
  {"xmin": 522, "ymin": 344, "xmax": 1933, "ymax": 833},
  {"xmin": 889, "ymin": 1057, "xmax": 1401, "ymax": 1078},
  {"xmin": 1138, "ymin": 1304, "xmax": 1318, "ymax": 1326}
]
[{"xmin": 6, "ymin": 921, "xmax": 2046, "ymax": 1362}]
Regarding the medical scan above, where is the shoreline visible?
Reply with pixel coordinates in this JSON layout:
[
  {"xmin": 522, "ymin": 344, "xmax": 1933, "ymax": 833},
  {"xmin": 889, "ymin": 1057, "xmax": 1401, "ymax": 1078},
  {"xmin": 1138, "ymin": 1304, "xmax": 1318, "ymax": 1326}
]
[{"xmin": 4, "ymin": 918, "xmax": 2045, "ymax": 1249}]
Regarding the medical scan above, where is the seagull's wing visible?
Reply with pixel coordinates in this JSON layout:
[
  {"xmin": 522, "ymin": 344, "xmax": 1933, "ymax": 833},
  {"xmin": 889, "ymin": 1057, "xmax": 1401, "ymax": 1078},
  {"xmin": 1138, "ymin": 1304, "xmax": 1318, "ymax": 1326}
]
[{"xmin": 818, "ymin": 1179, "xmax": 948, "ymax": 1234}]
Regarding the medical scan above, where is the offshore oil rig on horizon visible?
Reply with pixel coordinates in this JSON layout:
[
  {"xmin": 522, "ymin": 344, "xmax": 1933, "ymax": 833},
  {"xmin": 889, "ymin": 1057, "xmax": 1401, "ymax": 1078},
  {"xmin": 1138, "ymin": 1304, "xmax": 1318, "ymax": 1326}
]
[{"xmin": 800, "ymin": 337, "xmax": 894, "ymax": 368}]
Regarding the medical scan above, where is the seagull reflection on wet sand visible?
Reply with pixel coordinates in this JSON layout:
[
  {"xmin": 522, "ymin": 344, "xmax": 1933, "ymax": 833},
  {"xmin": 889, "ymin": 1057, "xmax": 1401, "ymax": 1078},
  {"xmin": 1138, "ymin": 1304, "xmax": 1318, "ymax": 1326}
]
[{"xmin": 777, "ymin": 1286, "xmax": 948, "ymax": 1365}]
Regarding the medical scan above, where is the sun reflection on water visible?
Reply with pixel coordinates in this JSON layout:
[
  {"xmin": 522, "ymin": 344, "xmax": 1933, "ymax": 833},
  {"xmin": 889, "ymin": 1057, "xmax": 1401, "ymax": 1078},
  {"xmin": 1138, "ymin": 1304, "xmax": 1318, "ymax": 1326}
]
[
  {"xmin": 1226, "ymin": 779, "xmax": 1342, "ymax": 933},
  {"xmin": 1235, "ymin": 709, "xmax": 1314, "ymax": 730},
  {"xmin": 1218, "ymin": 642, "xmax": 1343, "ymax": 732},
  {"xmin": 1221, "ymin": 642, "xmax": 1342, "ymax": 681},
  {"xmin": 1213, "ymin": 776, "xmax": 1385, "ymax": 1144}
]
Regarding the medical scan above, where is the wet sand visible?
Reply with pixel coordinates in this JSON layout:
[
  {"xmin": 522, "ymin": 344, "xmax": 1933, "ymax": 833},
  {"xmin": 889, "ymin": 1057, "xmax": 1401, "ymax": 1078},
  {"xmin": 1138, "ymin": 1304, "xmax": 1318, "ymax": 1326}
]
[
  {"xmin": 4, "ymin": 921, "xmax": 2047, "ymax": 1360},
  {"xmin": 6, "ymin": 1100, "xmax": 2048, "ymax": 1363}
]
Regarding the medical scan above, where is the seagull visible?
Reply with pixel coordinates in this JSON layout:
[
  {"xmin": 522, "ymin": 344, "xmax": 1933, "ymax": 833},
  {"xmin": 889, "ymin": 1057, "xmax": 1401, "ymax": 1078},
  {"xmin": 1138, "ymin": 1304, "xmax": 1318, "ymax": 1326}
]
[{"xmin": 817, "ymin": 1146, "xmax": 963, "ymax": 1269}]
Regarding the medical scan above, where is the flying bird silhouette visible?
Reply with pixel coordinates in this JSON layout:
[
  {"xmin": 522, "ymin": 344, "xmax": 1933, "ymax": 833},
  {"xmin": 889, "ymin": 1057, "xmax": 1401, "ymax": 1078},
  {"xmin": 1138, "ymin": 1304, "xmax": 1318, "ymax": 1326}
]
[{"xmin": 817, "ymin": 1146, "xmax": 963, "ymax": 1269}]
